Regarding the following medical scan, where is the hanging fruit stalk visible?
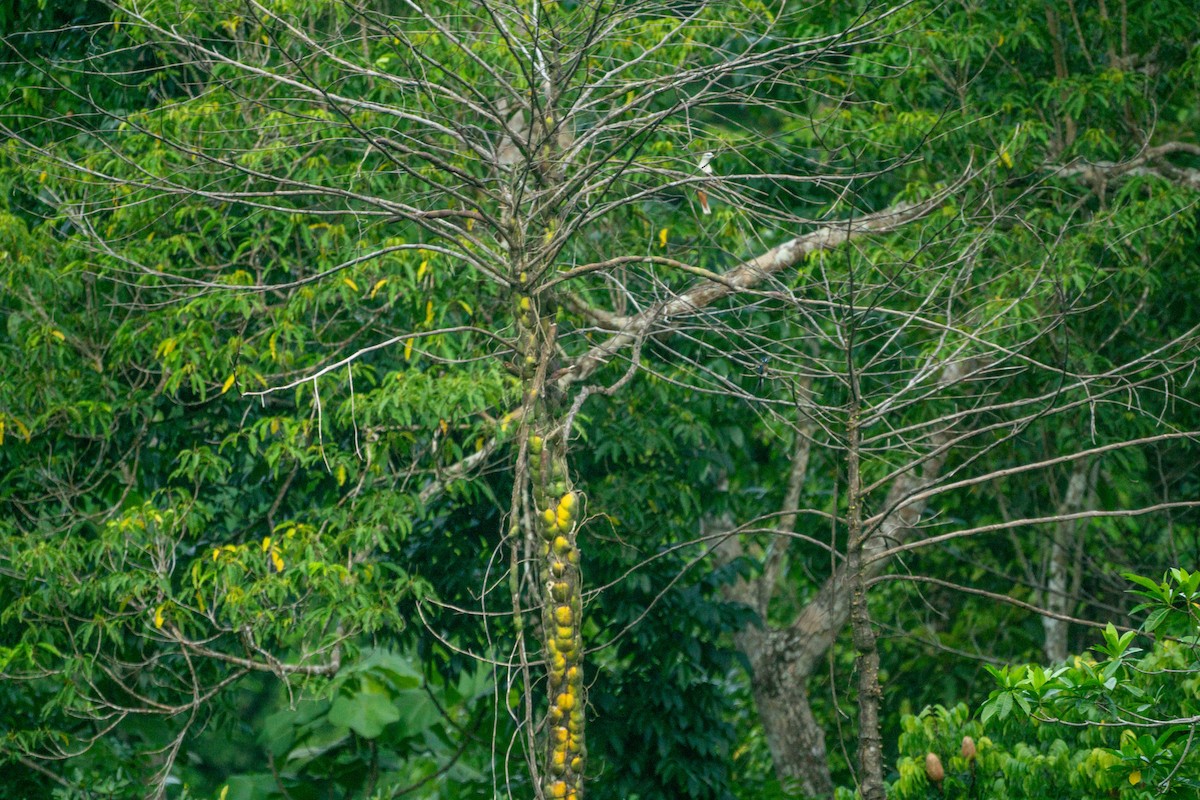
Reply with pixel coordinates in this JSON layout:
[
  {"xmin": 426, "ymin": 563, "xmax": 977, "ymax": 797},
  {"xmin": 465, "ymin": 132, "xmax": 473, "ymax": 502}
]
[{"xmin": 514, "ymin": 290, "xmax": 586, "ymax": 800}]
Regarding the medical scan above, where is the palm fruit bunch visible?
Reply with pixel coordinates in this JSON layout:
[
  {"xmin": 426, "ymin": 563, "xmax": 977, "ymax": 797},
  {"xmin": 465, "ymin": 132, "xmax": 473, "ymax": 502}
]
[
  {"xmin": 513, "ymin": 292, "xmax": 538, "ymax": 378},
  {"xmin": 529, "ymin": 431, "xmax": 585, "ymax": 799}
]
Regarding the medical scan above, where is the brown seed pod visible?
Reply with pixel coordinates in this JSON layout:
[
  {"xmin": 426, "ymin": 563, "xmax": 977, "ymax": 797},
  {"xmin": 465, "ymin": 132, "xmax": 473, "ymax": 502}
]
[
  {"xmin": 961, "ymin": 735, "xmax": 976, "ymax": 761},
  {"xmin": 925, "ymin": 752, "xmax": 945, "ymax": 786}
]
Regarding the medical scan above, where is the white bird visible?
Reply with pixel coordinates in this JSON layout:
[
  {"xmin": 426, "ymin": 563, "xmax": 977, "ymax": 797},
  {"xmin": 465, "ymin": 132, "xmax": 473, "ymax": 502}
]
[{"xmin": 696, "ymin": 151, "xmax": 714, "ymax": 214}]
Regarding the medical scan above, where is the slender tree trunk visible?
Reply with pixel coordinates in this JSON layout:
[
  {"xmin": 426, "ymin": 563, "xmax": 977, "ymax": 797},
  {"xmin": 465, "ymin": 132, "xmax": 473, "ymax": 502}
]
[{"xmin": 845, "ymin": 410, "xmax": 886, "ymax": 800}]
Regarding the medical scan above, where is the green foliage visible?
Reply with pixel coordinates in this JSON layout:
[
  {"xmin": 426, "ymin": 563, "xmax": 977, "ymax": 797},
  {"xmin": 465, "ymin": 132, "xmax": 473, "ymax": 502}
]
[
  {"xmin": 2, "ymin": 0, "xmax": 1200, "ymax": 797},
  {"xmin": 975, "ymin": 571, "xmax": 1200, "ymax": 798}
]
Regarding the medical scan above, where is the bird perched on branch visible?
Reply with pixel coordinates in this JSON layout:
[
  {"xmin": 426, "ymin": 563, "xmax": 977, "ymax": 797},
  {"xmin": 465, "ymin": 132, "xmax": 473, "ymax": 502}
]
[{"xmin": 696, "ymin": 151, "xmax": 714, "ymax": 215}]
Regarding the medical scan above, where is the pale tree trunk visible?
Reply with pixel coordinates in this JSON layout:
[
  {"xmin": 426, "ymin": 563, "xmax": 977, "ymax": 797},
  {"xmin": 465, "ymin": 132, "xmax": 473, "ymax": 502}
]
[
  {"xmin": 736, "ymin": 624, "xmax": 835, "ymax": 798},
  {"xmin": 1042, "ymin": 460, "xmax": 1093, "ymax": 662}
]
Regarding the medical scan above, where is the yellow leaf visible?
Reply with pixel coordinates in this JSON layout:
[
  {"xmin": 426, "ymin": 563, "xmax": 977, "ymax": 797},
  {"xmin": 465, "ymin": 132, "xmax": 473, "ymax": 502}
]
[
  {"xmin": 154, "ymin": 605, "xmax": 165, "ymax": 629},
  {"xmin": 417, "ymin": 259, "xmax": 430, "ymax": 281},
  {"xmin": 49, "ymin": 329, "xmax": 65, "ymax": 341},
  {"xmin": 219, "ymin": 785, "xmax": 230, "ymax": 800},
  {"xmin": 38, "ymin": 170, "xmax": 47, "ymax": 183},
  {"xmin": 370, "ymin": 278, "xmax": 388, "ymax": 299},
  {"xmin": 0, "ymin": 419, "xmax": 4, "ymax": 446},
  {"xmin": 336, "ymin": 464, "xmax": 347, "ymax": 487},
  {"xmin": 261, "ymin": 536, "xmax": 272, "ymax": 552},
  {"xmin": 424, "ymin": 300, "xmax": 434, "ymax": 326},
  {"xmin": 268, "ymin": 332, "xmax": 278, "ymax": 360},
  {"xmin": 439, "ymin": 419, "xmax": 449, "ymax": 435},
  {"xmin": 1129, "ymin": 771, "xmax": 1141, "ymax": 785},
  {"xmin": 221, "ymin": 374, "xmax": 236, "ymax": 395},
  {"xmin": 404, "ymin": 338, "xmax": 414, "ymax": 361},
  {"xmin": 1000, "ymin": 150, "xmax": 1013, "ymax": 169},
  {"xmin": 343, "ymin": 276, "xmax": 359, "ymax": 292},
  {"xmin": 658, "ymin": 227, "xmax": 668, "ymax": 248},
  {"xmin": 458, "ymin": 300, "xmax": 473, "ymax": 316},
  {"xmin": 157, "ymin": 338, "xmax": 177, "ymax": 358},
  {"xmin": 271, "ymin": 550, "xmax": 284, "ymax": 573},
  {"xmin": 466, "ymin": 217, "xmax": 475, "ymax": 231}
]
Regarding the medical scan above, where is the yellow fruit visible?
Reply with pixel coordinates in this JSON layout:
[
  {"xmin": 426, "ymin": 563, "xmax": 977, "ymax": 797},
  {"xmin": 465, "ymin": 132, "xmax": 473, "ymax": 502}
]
[
  {"xmin": 557, "ymin": 692, "xmax": 576, "ymax": 711},
  {"xmin": 555, "ymin": 606, "xmax": 573, "ymax": 626},
  {"xmin": 566, "ymin": 548, "xmax": 580, "ymax": 565},
  {"xmin": 542, "ymin": 508, "xmax": 557, "ymax": 527},
  {"xmin": 570, "ymin": 756, "xmax": 583, "ymax": 773},
  {"xmin": 549, "ymin": 781, "xmax": 567, "ymax": 799},
  {"xmin": 519, "ymin": 296, "xmax": 532, "ymax": 312},
  {"xmin": 559, "ymin": 492, "xmax": 577, "ymax": 513},
  {"xmin": 551, "ymin": 561, "xmax": 566, "ymax": 577},
  {"xmin": 556, "ymin": 507, "xmax": 572, "ymax": 529},
  {"xmin": 552, "ymin": 536, "xmax": 572, "ymax": 556},
  {"xmin": 549, "ymin": 706, "xmax": 564, "ymax": 724},
  {"xmin": 529, "ymin": 435, "xmax": 543, "ymax": 453},
  {"xmin": 566, "ymin": 665, "xmax": 580, "ymax": 683},
  {"xmin": 552, "ymin": 726, "xmax": 569, "ymax": 744},
  {"xmin": 550, "ymin": 581, "xmax": 569, "ymax": 602}
]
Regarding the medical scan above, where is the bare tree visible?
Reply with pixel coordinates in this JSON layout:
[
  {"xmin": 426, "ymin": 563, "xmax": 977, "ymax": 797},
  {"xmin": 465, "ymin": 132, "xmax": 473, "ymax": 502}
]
[{"xmin": 6, "ymin": 2, "xmax": 1199, "ymax": 799}]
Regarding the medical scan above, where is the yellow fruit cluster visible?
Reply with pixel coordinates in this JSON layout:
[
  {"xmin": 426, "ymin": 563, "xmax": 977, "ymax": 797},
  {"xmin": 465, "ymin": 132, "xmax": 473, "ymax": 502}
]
[
  {"xmin": 513, "ymin": 294, "xmax": 541, "ymax": 379},
  {"xmin": 538, "ymin": 490, "xmax": 578, "ymax": 542},
  {"xmin": 528, "ymin": 436, "xmax": 586, "ymax": 797}
]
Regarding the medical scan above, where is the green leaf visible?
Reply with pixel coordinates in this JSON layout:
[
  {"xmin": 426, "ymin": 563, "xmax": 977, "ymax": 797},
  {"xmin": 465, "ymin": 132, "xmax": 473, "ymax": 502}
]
[{"xmin": 328, "ymin": 687, "xmax": 400, "ymax": 739}]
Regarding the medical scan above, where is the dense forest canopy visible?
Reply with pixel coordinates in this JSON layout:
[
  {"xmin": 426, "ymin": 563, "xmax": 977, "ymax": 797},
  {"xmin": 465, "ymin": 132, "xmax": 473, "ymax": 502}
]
[{"xmin": 2, "ymin": 1, "xmax": 1199, "ymax": 799}]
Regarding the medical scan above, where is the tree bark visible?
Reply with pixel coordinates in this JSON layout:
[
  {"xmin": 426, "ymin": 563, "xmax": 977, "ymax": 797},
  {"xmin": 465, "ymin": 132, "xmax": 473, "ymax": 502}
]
[
  {"xmin": 1042, "ymin": 460, "xmax": 1092, "ymax": 662},
  {"xmin": 846, "ymin": 410, "xmax": 885, "ymax": 800},
  {"xmin": 736, "ymin": 622, "xmax": 836, "ymax": 798}
]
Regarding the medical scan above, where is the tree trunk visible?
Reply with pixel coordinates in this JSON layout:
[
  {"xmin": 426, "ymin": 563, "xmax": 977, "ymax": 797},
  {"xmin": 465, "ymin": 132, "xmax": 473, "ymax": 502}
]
[
  {"xmin": 740, "ymin": 626, "xmax": 836, "ymax": 798},
  {"xmin": 719, "ymin": 426, "xmax": 950, "ymax": 796},
  {"xmin": 1042, "ymin": 460, "xmax": 1091, "ymax": 662}
]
